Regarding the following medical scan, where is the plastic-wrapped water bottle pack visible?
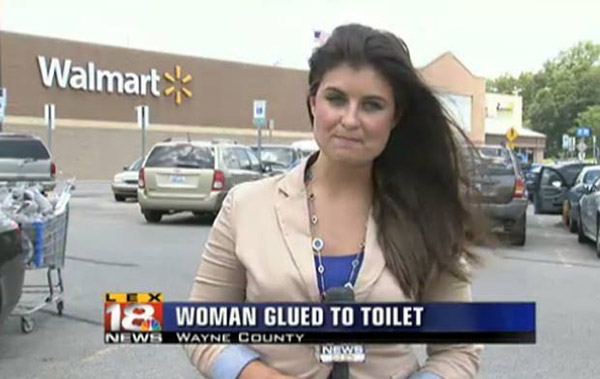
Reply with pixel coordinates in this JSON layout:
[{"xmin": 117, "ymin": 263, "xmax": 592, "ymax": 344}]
[
  {"xmin": 0, "ymin": 183, "xmax": 72, "ymax": 268},
  {"xmin": 0, "ymin": 184, "xmax": 57, "ymax": 224}
]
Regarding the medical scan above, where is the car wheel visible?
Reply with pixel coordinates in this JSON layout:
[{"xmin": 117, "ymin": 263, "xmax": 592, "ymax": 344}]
[
  {"xmin": 21, "ymin": 317, "xmax": 34, "ymax": 334},
  {"xmin": 569, "ymin": 209, "xmax": 578, "ymax": 233},
  {"xmin": 577, "ymin": 213, "xmax": 588, "ymax": 243},
  {"xmin": 143, "ymin": 211, "xmax": 162, "ymax": 223},
  {"xmin": 510, "ymin": 213, "xmax": 526, "ymax": 246},
  {"xmin": 114, "ymin": 194, "xmax": 126, "ymax": 202}
]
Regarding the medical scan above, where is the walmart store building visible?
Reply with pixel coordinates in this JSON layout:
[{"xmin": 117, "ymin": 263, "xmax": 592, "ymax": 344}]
[{"xmin": 0, "ymin": 31, "xmax": 486, "ymax": 179}]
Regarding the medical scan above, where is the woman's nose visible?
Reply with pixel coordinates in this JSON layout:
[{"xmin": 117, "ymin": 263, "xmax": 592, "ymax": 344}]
[{"xmin": 340, "ymin": 103, "xmax": 360, "ymax": 129}]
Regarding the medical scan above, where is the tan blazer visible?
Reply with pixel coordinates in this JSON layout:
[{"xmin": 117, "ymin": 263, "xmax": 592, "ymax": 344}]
[{"xmin": 185, "ymin": 159, "xmax": 483, "ymax": 379}]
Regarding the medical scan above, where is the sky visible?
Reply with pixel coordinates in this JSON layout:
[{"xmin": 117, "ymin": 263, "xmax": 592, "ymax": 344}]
[{"xmin": 1, "ymin": 0, "xmax": 599, "ymax": 79}]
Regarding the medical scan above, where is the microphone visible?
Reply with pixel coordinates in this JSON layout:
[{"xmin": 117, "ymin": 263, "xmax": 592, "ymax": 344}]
[
  {"xmin": 323, "ymin": 286, "xmax": 355, "ymax": 303},
  {"xmin": 322, "ymin": 287, "xmax": 355, "ymax": 379}
]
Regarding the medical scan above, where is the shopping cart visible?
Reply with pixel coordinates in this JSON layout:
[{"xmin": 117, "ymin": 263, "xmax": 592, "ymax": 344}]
[{"xmin": 11, "ymin": 182, "xmax": 72, "ymax": 333}]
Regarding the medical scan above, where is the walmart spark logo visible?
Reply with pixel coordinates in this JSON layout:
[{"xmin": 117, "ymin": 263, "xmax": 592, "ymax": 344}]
[{"xmin": 163, "ymin": 65, "xmax": 192, "ymax": 106}]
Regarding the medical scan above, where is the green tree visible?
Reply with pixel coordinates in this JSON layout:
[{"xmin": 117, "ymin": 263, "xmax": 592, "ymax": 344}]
[
  {"xmin": 488, "ymin": 41, "xmax": 600, "ymax": 156},
  {"xmin": 528, "ymin": 87, "xmax": 560, "ymax": 151},
  {"xmin": 577, "ymin": 105, "xmax": 600, "ymax": 136},
  {"xmin": 486, "ymin": 73, "xmax": 520, "ymax": 93}
]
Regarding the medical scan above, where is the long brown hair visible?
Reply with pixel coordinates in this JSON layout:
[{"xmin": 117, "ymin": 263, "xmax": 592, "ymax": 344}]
[{"xmin": 306, "ymin": 24, "xmax": 484, "ymax": 300}]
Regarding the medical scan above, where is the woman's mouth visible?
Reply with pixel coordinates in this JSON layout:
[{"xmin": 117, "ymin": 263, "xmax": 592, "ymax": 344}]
[{"xmin": 333, "ymin": 135, "xmax": 362, "ymax": 144}]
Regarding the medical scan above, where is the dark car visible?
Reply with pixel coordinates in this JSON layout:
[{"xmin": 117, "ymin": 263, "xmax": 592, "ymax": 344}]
[
  {"xmin": 532, "ymin": 162, "xmax": 591, "ymax": 214},
  {"xmin": 563, "ymin": 165, "xmax": 600, "ymax": 233},
  {"xmin": 250, "ymin": 145, "xmax": 302, "ymax": 174},
  {"xmin": 0, "ymin": 209, "xmax": 26, "ymax": 326},
  {"xmin": 472, "ymin": 145, "xmax": 528, "ymax": 246},
  {"xmin": 576, "ymin": 176, "xmax": 600, "ymax": 257}
]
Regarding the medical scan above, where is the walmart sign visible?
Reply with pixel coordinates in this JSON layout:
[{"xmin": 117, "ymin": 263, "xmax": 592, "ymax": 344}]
[{"xmin": 37, "ymin": 56, "xmax": 193, "ymax": 105}]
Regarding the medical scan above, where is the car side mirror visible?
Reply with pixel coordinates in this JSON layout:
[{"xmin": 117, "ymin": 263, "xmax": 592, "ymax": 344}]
[{"xmin": 123, "ymin": 166, "xmax": 129, "ymax": 171}]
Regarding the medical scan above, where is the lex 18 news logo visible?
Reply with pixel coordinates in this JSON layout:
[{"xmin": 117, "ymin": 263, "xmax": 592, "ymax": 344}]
[{"xmin": 104, "ymin": 292, "xmax": 164, "ymax": 344}]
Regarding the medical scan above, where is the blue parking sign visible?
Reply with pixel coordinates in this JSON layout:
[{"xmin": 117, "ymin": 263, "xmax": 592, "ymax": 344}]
[
  {"xmin": 576, "ymin": 127, "xmax": 591, "ymax": 138},
  {"xmin": 253, "ymin": 100, "xmax": 267, "ymax": 129}
]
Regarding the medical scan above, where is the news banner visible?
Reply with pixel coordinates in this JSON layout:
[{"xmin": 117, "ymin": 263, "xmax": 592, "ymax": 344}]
[{"xmin": 104, "ymin": 293, "xmax": 535, "ymax": 345}]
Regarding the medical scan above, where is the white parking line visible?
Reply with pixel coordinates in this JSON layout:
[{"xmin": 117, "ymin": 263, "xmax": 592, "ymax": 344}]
[{"xmin": 80, "ymin": 345, "xmax": 126, "ymax": 363}]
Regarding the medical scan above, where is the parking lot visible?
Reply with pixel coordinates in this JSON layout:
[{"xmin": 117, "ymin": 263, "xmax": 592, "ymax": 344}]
[{"xmin": 1, "ymin": 181, "xmax": 600, "ymax": 378}]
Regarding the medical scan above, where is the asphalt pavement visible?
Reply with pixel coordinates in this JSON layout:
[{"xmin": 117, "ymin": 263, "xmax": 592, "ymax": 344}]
[{"xmin": 1, "ymin": 181, "xmax": 599, "ymax": 378}]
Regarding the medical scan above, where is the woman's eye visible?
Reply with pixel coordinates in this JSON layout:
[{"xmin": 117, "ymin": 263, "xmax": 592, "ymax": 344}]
[
  {"xmin": 363, "ymin": 101, "xmax": 384, "ymax": 112},
  {"xmin": 325, "ymin": 95, "xmax": 346, "ymax": 106}
]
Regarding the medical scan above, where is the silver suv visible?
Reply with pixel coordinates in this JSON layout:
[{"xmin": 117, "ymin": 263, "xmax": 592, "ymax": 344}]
[
  {"xmin": 0, "ymin": 133, "xmax": 56, "ymax": 192},
  {"xmin": 137, "ymin": 140, "xmax": 264, "ymax": 223}
]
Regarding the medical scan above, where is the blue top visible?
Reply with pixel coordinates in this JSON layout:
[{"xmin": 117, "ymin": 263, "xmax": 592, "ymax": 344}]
[
  {"xmin": 210, "ymin": 253, "xmax": 441, "ymax": 379},
  {"xmin": 315, "ymin": 252, "xmax": 364, "ymax": 294}
]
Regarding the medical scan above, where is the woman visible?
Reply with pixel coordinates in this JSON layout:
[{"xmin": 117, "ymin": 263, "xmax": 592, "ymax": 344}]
[{"xmin": 186, "ymin": 24, "xmax": 483, "ymax": 379}]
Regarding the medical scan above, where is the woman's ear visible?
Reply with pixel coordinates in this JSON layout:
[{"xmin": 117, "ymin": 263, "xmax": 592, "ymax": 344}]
[{"xmin": 309, "ymin": 95, "xmax": 316, "ymax": 118}]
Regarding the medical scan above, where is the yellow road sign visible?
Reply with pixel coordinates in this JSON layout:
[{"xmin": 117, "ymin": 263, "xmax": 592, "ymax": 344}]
[{"xmin": 506, "ymin": 127, "xmax": 519, "ymax": 142}]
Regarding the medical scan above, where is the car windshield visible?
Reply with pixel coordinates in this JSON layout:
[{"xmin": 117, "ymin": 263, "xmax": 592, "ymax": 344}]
[
  {"xmin": 129, "ymin": 158, "xmax": 142, "ymax": 171},
  {"xmin": 0, "ymin": 139, "xmax": 50, "ymax": 160},
  {"xmin": 252, "ymin": 147, "xmax": 295, "ymax": 168},
  {"xmin": 145, "ymin": 145, "xmax": 215, "ymax": 169},
  {"xmin": 477, "ymin": 148, "xmax": 514, "ymax": 175},
  {"xmin": 478, "ymin": 147, "xmax": 504, "ymax": 157},
  {"xmin": 558, "ymin": 165, "xmax": 587, "ymax": 187},
  {"xmin": 583, "ymin": 169, "xmax": 600, "ymax": 185}
]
